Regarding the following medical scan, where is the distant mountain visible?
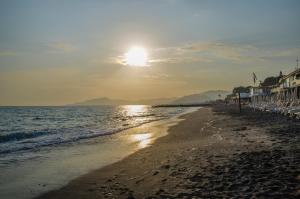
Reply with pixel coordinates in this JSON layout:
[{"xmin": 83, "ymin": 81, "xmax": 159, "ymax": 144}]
[
  {"xmin": 72, "ymin": 97, "xmax": 176, "ymax": 106},
  {"xmin": 135, "ymin": 98, "xmax": 176, "ymax": 105},
  {"xmin": 72, "ymin": 97, "xmax": 130, "ymax": 106},
  {"xmin": 170, "ymin": 90, "xmax": 230, "ymax": 104},
  {"xmin": 71, "ymin": 90, "xmax": 230, "ymax": 106}
]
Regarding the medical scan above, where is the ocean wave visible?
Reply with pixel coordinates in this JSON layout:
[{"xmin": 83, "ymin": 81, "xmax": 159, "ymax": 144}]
[
  {"xmin": 0, "ymin": 106, "xmax": 186, "ymax": 156},
  {"xmin": 0, "ymin": 118, "xmax": 164, "ymax": 155},
  {"xmin": 131, "ymin": 114, "xmax": 156, "ymax": 117},
  {"xmin": 0, "ymin": 131, "xmax": 50, "ymax": 143}
]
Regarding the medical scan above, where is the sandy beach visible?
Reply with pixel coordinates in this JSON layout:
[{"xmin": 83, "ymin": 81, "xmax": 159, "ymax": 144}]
[
  {"xmin": 37, "ymin": 105, "xmax": 300, "ymax": 199},
  {"xmin": 2, "ymin": 1, "xmax": 300, "ymax": 198}
]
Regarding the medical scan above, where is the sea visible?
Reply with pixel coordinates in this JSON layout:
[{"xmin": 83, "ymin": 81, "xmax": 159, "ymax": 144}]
[{"xmin": 0, "ymin": 105, "xmax": 194, "ymax": 199}]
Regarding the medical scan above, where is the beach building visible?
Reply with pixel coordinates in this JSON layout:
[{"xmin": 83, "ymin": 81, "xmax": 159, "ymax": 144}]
[
  {"xmin": 226, "ymin": 92, "xmax": 251, "ymax": 104},
  {"xmin": 250, "ymin": 86, "xmax": 265, "ymax": 104},
  {"xmin": 249, "ymin": 68, "xmax": 300, "ymax": 117},
  {"xmin": 250, "ymin": 85, "xmax": 277, "ymax": 104},
  {"xmin": 231, "ymin": 67, "xmax": 300, "ymax": 115},
  {"xmin": 250, "ymin": 72, "xmax": 283, "ymax": 104},
  {"xmin": 239, "ymin": 92, "xmax": 251, "ymax": 104},
  {"xmin": 225, "ymin": 94, "xmax": 236, "ymax": 103},
  {"xmin": 277, "ymin": 68, "xmax": 300, "ymax": 101}
]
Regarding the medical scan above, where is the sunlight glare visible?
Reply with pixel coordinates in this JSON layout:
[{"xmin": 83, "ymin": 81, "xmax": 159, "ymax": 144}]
[
  {"xmin": 124, "ymin": 46, "xmax": 148, "ymax": 67},
  {"xmin": 131, "ymin": 133, "xmax": 152, "ymax": 148},
  {"xmin": 124, "ymin": 105, "xmax": 146, "ymax": 117}
]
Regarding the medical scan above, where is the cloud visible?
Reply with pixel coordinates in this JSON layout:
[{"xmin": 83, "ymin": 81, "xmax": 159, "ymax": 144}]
[
  {"xmin": 110, "ymin": 41, "xmax": 300, "ymax": 66},
  {"xmin": 0, "ymin": 50, "xmax": 16, "ymax": 56},
  {"xmin": 48, "ymin": 42, "xmax": 77, "ymax": 53},
  {"xmin": 259, "ymin": 48, "xmax": 300, "ymax": 59},
  {"xmin": 105, "ymin": 55, "xmax": 127, "ymax": 65},
  {"xmin": 149, "ymin": 56, "xmax": 212, "ymax": 64},
  {"xmin": 154, "ymin": 42, "xmax": 300, "ymax": 64},
  {"xmin": 110, "ymin": 54, "xmax": 152, "ymax": 67},
  {"xmin": 141, "ymin": 73, "xmax": 171, "ymax": 80},
  {"xmin": 177, "ymin": 42, "xmax": 257, "ymax": 61},
  {"xmin": 147, "ymin": 42, "xmax": 246, "ymax": 64}
]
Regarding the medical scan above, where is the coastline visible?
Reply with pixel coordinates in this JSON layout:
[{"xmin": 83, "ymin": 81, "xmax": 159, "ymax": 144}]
[
  {"xmin": 0, "ymin": 107, "xmax": 198, "ymax": 199},
  {"xmin": 38, "ymin": 105, "xmax": 300, "ymax": 198}
]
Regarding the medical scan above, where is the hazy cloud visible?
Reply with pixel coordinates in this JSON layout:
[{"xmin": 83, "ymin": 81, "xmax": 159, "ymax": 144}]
[
  {"xmin": 48, "ymin": 42, "xmax": 77, "ymax": 53},
  {"xmin": 0, "ymin": 50, "xmax": 16, "ymax": 56},
  {"xmin": 140, "ymin": 73, "xmax": 171, "ymax": 80},
  {"xmin": 109, "ymin": 41, "xmax": 300, "ymax": 67},
  {"xmin": 260, "ymin": 48, "xmax": 300, "ymax": 59},
  {"xmin": 151, "ymin": 42, "xmax": 300, "ymax": 64},
  {"xmin": 106, "ymin": 55, "xmax": 127, "ymax": 66},
  {"xmin": 149, "ymin": 56, "xmax": 212, "ymax": 64}
]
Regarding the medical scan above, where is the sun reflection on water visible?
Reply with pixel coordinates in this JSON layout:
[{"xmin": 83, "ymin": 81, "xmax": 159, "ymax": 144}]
[
  {"xmin": 123, "ymin": 105, "xmax": 147, "ymax": 117},
  {"xmin": 131, "ymin": 133, "xmax": 152, "ymax": 149}
]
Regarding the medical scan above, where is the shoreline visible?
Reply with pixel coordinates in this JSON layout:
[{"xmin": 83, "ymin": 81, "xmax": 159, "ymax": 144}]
[
  {"xmin": 38, "ymin": 105, "xmax": 300, "ymax": 198},
  {"xmin": 0, "ymin": 107, "xmax": 198, "ymax": 199}
]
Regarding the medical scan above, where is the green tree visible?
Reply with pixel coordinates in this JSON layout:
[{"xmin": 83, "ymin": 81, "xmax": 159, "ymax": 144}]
[{"xmin": 232, "ymin": 86, "xmax": 251, "ymax": 94}]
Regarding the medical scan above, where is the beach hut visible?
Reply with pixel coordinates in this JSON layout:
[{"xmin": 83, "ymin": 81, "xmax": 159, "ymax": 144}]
[
  {"xmin": 289, "ymin": 68, "xmax": 300, "ymax": 100},
  {"xmin": 250, "ymin": 86, "xmax": 263, "ymax": 104},
  {"xmin": 277, "ymin": 69, "xmax": 300, "ymax": 102},
  {"xmin": 239, "ymin": 92, "xmax": 251, "ymax": 104}
]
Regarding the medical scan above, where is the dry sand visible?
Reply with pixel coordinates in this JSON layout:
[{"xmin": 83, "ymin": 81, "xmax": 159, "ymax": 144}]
[{"xmin": 37, "ymin": 105, "xmax": 300, "ymax": 199}]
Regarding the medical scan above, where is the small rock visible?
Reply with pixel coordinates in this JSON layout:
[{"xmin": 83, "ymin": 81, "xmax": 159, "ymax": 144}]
[
  {"xmin": 153, "ymin": 170, "xmax": 159, "ymax": 175},
  {"xmin": 127, "ymin": 192, "xmax": 135, "ymax": 199},
  {"xmin": 161, "ymin": 178, "xmax": 167, "ymax": 182},
  {"xmin": 161, "ymin": 164, "xmax": 170, "ymax": 169}
]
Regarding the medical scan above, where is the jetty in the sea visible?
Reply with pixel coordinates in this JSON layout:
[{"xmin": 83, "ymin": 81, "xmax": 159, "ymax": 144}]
[{"xmin": 152, "ymin": 103, "xmax": 212, "ymax": 108}]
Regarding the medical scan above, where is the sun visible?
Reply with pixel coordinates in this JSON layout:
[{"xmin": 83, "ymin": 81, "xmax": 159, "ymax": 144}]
[{"xmin": 124, "ymin": 46, "xmax": 148, "ymax": 67}]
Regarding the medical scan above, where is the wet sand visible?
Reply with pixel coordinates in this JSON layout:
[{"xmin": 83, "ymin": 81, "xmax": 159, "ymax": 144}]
[{"xmin": 38, "ymin": 105, "xmax": 300, "ymax": 199}]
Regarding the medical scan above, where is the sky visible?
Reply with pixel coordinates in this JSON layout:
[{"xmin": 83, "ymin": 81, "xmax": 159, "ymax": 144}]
[{"xmin": 0, "ymin": 0, "xmax": 300, "ymax": 105}]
